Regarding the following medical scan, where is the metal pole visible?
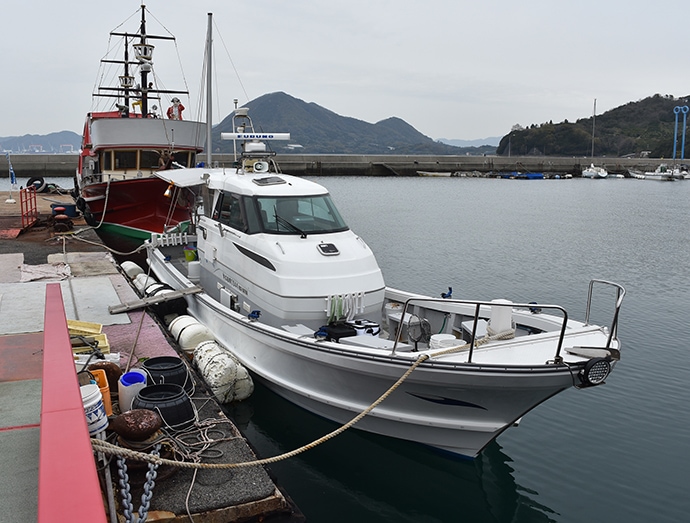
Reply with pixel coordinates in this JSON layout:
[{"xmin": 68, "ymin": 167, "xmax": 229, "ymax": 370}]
[
  {"xmin": 673, "ymin": 106, "xmax": 680, "ymax": 160},
  {"xmin": 206, "ymin": 13, "xmax": 213, "ymax": 167},
  {"xmin": 681, "ymin": 106, "xmax": 689, "ymax": 160}
]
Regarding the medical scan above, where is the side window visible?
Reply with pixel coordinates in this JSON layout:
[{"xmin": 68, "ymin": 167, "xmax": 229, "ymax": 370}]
[
  {"xmin": 213, "ymin": 192, "xmax": 246, "ymax": 232},
  {"xmin": 243, "ymin": 196, "xmax": 262, "ymax": 234}
]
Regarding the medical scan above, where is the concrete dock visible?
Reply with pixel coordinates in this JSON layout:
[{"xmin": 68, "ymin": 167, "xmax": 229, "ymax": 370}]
[
  {"xmin": 0, "ymin": 191, "xmax": 300, "ymax": 522},
  {"xmin": 0, "ymin": 152, "xmax": 673, "ymax": 179}
]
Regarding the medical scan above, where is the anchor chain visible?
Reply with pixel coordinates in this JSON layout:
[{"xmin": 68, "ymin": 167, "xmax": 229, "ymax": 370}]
[
  {"xmin": 138, "ymin": 444, "xmax": 161, "ymax": 522},
  {"xmin": 117, "ymin": 443, "xmax": 162, "ymax": 523},
  {"xmin": 117, "ymin": 455, "xmax": 135, "ymax": 523}
]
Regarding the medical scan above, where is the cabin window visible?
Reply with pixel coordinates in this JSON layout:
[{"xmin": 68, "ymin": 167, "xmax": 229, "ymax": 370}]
[
  {"xmin": 213, "ymin": 192, "xmax": 247, "ymax": 232},
  {"xmin": 99, "ymin": 151, "xmax": 112, "ymax": 172},
  {"xmin": 114, "ymin": 150, "xmax": 137, "ymax": 171},
  {"xmin": 255, "ymin": 195, "xmax": 348, "ymax": 235},
  {"xmin": 172, "ymin": 151, "xmax": 193, "ymax": 168},
  {"xmin": 242, "ymin": 196, "xmax": 262, "ymax": 233},
  {"xmin": 141, "ymin": 150, "xmax": 161, "ymax": 171}
]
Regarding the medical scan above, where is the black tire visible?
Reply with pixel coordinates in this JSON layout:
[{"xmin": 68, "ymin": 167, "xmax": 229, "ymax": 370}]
[
  {"xmin": 26, "ymin": 176, "xmax": 47, "ymax": 193},
  {"xmin": 83, "ymin": 209, "xmax": 97, "ymax": 226}
]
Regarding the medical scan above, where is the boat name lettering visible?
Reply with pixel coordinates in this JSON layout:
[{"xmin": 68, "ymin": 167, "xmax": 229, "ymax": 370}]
[
  {"xmin": 237, "ymin": 133, "xmax": 275, "ymax": 139},
  {"xmin": 222, "ymin": 273, "xmax": 247, "ymax": 295}
]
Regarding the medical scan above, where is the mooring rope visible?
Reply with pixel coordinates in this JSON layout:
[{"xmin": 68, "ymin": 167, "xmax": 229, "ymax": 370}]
[{"xmin": 91, "ymin": 327, "xmax": 515, "ymax": 469}]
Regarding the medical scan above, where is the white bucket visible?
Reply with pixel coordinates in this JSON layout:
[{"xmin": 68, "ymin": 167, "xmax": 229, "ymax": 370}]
[
  {"xmin": 117, "ymin": 369, "xmax": 148, "ymax": 412},
  {"xmin": 429, "ymin": 334, "xmax": 458, "ymax": 350},
  {"xmin": 80, "ymin": 384, "xmax": 109, "ymax": 435},
  {"xmin": 194, "ymin": 340, "xmax": 254, "ymax": 402},
  {"xmin": 121, "ymin": 261, "xmax": 144, "ymax": 280}
]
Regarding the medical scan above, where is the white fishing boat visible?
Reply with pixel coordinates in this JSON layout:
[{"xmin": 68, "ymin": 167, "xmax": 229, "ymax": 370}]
[
  {"xmin": 643, "ymin": 164, "xmax": 676, "ymax": 182},
  {"xmin": 140, "ymin": 109, "xmax": 626, "ymax": 458},
  {"xmin": 582, "ymin": 163, "xmax": 608, "ymax": 179}
]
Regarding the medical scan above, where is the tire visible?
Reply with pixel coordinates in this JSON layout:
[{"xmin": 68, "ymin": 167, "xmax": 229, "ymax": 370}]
[
  {"xmin": 26, "ymin": 176, "xmax": 47, "ymax": 193},
  {"xmin": 83, "ymin": 209, "xmax": 97, "ymax": 226}
]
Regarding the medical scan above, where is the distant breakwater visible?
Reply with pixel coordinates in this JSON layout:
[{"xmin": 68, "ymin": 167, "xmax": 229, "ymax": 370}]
[{"xmin": 0, "ymin": 153, "xmax": 677, "ymax": 178}]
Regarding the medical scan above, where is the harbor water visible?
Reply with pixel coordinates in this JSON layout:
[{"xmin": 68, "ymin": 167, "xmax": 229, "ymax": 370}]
[
  {"xmin": 228, "ymin": 176, "xmax": 690, "ymax": 523},
  {"xmin": 6, "ymin": 174, "xmax": 688, "ymax": 522}
]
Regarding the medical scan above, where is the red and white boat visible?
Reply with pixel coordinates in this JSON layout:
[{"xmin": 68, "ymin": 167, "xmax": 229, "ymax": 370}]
[{"xmin": 75, "ymin": 4, "xmax": 207, "ymax": 241}]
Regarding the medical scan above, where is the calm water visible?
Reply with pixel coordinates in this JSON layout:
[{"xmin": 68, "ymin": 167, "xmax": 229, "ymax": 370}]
[
  {"xmin": 228, "ymin": 176, "xmax": 690, "ymax": 523},
  {"xmin": 7, "ymin": 174, "xmax": 688, "ymax": 522}
]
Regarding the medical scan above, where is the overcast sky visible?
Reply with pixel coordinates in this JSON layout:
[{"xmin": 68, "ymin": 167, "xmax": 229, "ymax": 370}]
[{"xmin": 3, "ymin": 0, "xmax": 688, "ymax": 142}]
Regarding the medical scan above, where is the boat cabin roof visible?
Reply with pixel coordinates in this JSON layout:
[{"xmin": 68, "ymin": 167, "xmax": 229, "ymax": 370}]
[{"xmin": 156, "ymin": 168, "xmax": 328, "ymax": 198}]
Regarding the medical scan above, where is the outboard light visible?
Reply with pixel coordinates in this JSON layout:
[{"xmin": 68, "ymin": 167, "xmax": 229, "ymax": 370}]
[{"xmin": 581, "ymin": 357, "xmax": 611, "ymax": 386}]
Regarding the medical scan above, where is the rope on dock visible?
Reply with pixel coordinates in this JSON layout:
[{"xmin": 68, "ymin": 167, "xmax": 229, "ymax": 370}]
[{"xmin": 91, "ymin": 328, "xmax": 515, "ymax": 468}]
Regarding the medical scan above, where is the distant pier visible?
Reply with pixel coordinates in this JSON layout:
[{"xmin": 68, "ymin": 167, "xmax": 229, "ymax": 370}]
[{"xmin": 0, "ymin": 153, "xmax": 678, "ymax": 179}]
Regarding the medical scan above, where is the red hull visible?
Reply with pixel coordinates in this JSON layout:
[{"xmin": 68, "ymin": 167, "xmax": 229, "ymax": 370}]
[{"xmin": 78, "ymin": 177, "xmax": 192, "ymax": 238}]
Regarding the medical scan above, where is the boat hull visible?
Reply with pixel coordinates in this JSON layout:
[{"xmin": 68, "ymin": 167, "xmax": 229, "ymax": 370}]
[
  {"xmin": 149, "ymin": 247, "xmax": 585, "ymax": 458},
  {"xmin": 77, "ymin": 177, "xmax": 192, "ymax": 240}
]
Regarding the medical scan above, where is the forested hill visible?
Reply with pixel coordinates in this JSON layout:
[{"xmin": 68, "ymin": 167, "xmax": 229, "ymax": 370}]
[
  {"xmin": 211, "ymin": 92, "xmax": 494, "ymax": 155},
  {"xmin": 496, "ymin": 94, "xmax": 690, "ymax": 158}
]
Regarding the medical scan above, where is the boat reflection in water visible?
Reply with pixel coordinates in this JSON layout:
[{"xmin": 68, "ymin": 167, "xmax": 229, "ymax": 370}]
[{"xmin": 226, "ymin": 380, "xmax": 558, "ymax": 523}]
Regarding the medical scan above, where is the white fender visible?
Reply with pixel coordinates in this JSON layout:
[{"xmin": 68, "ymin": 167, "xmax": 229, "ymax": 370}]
[{"xmin": 194, "ymin": 340, "xmax": 254, "ymax": 403}]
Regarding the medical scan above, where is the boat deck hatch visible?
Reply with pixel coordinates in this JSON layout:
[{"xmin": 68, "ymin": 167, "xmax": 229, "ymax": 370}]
[{"xmin": 252, "ymin": 176, "xmax": 286, "ymax": 186}]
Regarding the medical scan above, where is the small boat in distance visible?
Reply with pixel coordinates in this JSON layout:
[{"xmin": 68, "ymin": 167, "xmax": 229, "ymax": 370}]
[
  {"xmin": 140, "ymin": 110, "xmax": 626, "ymax": 458},
  {"xmin": 583, "ymin": 99, "xmax": 608, "ymax": 179},
  {"xmin": 582, "ymin": 163, "xmax": 608, "ymax": 179},
  {"xmin": 74, "ymin": 4, "xmax": 206, "ymax": 241},
  {"xmin": 643, "ymin": 164, "xmax": 676, "ymax": 181}
]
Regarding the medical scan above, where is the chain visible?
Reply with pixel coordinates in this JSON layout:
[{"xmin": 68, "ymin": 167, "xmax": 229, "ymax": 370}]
[
  {"xmin": 137, "ymin": 444, "xmax": 161, "ymax": 522},
  {"xmin": 117, "ymin": 443, "xmax": 162, "ymax": 523},
  {"xmin": 117, "ymin": 456, "xmax": 135, "ymax": 523}
]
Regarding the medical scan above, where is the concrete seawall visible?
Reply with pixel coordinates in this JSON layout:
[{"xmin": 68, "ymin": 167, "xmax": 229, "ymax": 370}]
[{"xmin": 0, "ymin": 153, "xmax": 677, "ymax": 178}]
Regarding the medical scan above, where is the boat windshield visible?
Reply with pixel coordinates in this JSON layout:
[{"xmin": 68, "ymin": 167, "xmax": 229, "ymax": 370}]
[{"xmin": 253, "ymin": 195, "xmax": 349, "ymax": 235}]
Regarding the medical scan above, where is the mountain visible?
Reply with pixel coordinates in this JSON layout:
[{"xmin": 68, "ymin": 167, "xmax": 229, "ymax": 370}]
[
  {"xmin": 497, "ymin": 94, "xmax": 690, "ymax": 158},
  {"xmin": 212, "ymin": 92, "xmax": 493, "ymax": 155},
  {"xmin": 0, "ymin": 131, "xmax": 81, "ymax": 153},
  {"xmin": 0, "ymin": 94, "xmax": 493, "ymax": 156}
]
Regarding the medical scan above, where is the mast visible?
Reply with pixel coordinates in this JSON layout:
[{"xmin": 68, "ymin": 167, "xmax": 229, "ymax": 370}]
[
  {"xmin": 139, "ymin": 4, "xmax": 150, "ymax": 116},
  {"xmin": 206, "ymin": 13, "xmax": 213, "ymax": 166},
  {"xmin": 591, "ymin": 98, "xmax": 596, "ymax": 158}
]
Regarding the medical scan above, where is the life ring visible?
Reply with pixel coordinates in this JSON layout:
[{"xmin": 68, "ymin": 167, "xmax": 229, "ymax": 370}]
[{"xmin": 26, "ymin": 176, "xmax": 47, "ymax": 193}]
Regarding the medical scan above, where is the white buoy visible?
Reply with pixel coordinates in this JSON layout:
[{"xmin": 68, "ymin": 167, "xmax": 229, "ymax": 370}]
[
  {"xmin": 121, "ymin": 261, "xmax": 144, "ymax": 280},
  {"xmin": 133, "ymin": 273, "xmax": 157, "ymax": 294},
  {"xmin": 187, "ymin": 260, "xmax": 201, "ymax": 282},
  {"xmin": 168, "ymin": 315, "xmax": 214, "ymax": 354},
  {"xmin": 194, "ymin": 340, "xmax": 254, "ymax": 402}
]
